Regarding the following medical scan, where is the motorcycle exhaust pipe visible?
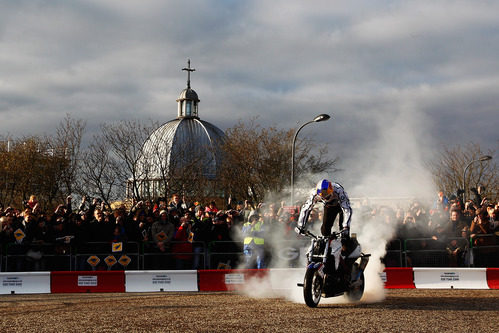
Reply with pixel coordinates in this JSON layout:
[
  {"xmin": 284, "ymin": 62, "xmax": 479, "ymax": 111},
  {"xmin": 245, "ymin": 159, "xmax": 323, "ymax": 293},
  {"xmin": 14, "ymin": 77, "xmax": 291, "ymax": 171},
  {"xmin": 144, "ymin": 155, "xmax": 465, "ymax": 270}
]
[
  {"xmin": 359, "ymin": 253, "xmax": 370, "ymax": 272},
  {"xmin": 350, "ymin": 254, "xmax": 371, "ymax": 283}
]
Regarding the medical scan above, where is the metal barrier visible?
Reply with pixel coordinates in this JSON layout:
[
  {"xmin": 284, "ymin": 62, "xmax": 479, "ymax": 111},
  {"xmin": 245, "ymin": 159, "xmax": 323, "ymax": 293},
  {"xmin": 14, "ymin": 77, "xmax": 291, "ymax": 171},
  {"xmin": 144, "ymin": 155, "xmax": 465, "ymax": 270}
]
[
  {"xmin": 1, "ymin": 236, "xmax": 497, "ymax": 271},
  {"xmin": 4, "ymin": 242, "xmax": 73, "ymax": 272},
  {"xmin": 141, "ymin": 241, "xmax": 205, "ymax": 270},
  {"xmin": 74, "ymin": 242, "xmax": 141, "ymax": 271},
  {"xmin": 403, "ymin": 237, "xmax": 476, "ymax": 268},
  {"xmin": 472, "ymin": 245, "xmax": 499, "ymax": 267},
  {"xmin": 207, "ymin": 241, "xmax": 244, "ymax": 269},
  {"xmin": 383, "ymin": 239, "xmax": 403, "ymax": 267},
  {"xmin": 471, "ymin": 233, "xmax": 498, "ymax": 267},
  {"xmin": 404, "ymin": 237, "xmax": 457, "ymax": 267},
  {"xmin": 404, "ymin": 249, "xmax": 450, "ymax": 267},
  {"xmin": 209, "ymin": 252, "xmax": 242, "ymax": 269}
]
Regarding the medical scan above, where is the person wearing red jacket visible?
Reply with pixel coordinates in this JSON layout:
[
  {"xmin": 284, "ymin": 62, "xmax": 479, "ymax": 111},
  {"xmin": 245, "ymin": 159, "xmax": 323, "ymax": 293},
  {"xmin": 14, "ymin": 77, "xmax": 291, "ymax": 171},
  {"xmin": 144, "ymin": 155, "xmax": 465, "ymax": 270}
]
[{"xmin": 172, "ymin": 217, "xmax": 193, "ymax": 269}]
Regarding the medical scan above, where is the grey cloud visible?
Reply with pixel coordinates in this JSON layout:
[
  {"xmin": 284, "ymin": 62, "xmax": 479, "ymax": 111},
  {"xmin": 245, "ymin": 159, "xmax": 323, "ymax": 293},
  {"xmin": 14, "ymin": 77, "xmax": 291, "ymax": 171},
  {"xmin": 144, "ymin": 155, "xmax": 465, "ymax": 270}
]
[{"xmin": 0, "ymin": 0, "xmax": 497, "ymax": 196}]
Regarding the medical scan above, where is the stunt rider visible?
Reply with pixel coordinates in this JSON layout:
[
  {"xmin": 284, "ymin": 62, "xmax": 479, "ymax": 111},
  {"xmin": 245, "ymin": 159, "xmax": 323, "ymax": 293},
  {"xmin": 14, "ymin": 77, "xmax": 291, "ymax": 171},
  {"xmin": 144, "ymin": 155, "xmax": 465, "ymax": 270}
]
[{"xmin": 295, "ymin": 179, "xmax": 354, "ymax": 254}]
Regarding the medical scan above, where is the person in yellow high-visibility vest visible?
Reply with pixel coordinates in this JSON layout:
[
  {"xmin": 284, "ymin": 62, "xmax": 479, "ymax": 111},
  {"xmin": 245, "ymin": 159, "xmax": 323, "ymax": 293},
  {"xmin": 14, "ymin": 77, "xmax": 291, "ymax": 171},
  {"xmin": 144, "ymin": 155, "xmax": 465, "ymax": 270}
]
[{"xmin": 242, "ymin": 213, "xmax": 265, "ymax": 269}]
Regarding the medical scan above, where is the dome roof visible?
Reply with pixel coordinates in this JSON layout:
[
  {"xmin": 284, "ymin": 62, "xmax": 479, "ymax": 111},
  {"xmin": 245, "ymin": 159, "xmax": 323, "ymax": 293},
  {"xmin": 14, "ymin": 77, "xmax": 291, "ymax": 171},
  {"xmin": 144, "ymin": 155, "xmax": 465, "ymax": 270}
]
[
  {"xmin": 177, "ymin": 88, "xmax": 199, "ymax": 102},
  {"xmin": 138, "ymin": 117, "xmax": 224, "ymax": 179},
  {"xmin": 136, "ymin": 59, "xmax": 224, "ymax": 182}
]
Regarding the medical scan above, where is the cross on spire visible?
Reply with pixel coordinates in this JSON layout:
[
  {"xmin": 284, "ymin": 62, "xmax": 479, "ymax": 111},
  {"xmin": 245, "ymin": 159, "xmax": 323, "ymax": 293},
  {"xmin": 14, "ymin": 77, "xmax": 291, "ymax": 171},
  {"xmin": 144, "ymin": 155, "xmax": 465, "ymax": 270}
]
[{"xmin": 182, "ymin": 59, "xmax": 195, "ymax": 89}]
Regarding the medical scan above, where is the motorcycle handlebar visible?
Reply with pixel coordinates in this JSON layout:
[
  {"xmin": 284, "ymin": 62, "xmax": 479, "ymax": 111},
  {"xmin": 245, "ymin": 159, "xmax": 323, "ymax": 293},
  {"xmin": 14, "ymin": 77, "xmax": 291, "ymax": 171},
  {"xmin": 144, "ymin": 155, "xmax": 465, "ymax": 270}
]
[
  {"xmin": 302, "ymin": 230, "xmax": 340, "ymax": 240},
  {"xmin": 302, "ymin": 230, "xmax": 317, "ymax": 239}
]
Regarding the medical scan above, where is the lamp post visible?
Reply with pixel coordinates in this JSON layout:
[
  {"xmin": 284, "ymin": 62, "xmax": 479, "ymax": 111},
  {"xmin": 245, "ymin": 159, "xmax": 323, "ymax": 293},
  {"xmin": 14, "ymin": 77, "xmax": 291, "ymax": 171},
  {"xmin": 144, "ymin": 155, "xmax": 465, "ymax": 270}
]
[
  {"xmin": 462, "ymin": 155, "xmax": 492, "ymax": 203},
  {"xmin": 290, "ymin": 113, "xmax": 331, "ymax": 206}
]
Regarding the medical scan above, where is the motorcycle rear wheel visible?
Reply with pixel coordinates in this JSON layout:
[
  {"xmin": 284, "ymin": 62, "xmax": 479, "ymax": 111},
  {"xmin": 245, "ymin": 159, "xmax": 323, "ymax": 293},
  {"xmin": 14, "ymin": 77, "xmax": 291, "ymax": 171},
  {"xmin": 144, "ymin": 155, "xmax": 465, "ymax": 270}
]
[
  {"xmin": 345, "ymin": 263, "xmax": 365, "ymax": 302},
  {"xmin": 303, "ymin": 267, "xmax": 323, "ymax": 308}
]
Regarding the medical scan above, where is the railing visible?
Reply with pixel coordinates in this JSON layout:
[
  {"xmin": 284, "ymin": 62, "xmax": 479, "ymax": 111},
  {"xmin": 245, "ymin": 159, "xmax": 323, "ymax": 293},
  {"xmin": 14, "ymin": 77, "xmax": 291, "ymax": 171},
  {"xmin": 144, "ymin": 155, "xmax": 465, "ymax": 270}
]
[
  {"xmin": 207, "ymin": 240, "xmax": 244, "ymax": 269},
  {"xmin": 471, "ymin": 234, "xmax": 498, "ymax": 267},
  {"xmin": 383, "ymin": 239, "xmax": 403, "ymax": 267},
  {"xmin": 403, "ymin": 237, "xmax": 456, "ymax": 268},
  {"xmin": 399, "ymin": 234, "xmax": 498, "ymax": 268},
  {"xmin": 73, "ymin": 242, "xmax": 141, "ymax": 271},
  {"xmin": 1, "ymin": 234, "xmax": 497, "ymax": 272},
  {"xmin": 140, "ymin": 241, "xmax": 206, "ymax": 270},
  {"xmin": 4, "ymin": 242, "xmax": 73, "ymax": 272}
]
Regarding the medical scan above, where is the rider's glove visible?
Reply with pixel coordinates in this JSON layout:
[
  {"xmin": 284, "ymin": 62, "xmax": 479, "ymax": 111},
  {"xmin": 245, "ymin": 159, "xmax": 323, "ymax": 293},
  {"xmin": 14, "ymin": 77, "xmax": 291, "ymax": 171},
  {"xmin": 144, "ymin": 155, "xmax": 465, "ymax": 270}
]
[
  {"xmin": 340, "ymin": 228, "xmax": 350, "ymax": 248},
  {"xmin": 295, "ymin": 227, "xmax": 305, "ymax": 235},
  {"xmin": 340, "ymin": 228, "xmax": 350, "ymax": 239}
]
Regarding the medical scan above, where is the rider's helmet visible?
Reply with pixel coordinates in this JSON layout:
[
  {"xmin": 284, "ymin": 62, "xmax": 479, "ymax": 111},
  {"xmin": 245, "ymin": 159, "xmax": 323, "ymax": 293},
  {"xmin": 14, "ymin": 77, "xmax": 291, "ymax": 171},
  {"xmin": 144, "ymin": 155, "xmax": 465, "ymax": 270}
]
[{"xmin": 316, "ymin": 179, "xmax": 334, "ymax": 197}]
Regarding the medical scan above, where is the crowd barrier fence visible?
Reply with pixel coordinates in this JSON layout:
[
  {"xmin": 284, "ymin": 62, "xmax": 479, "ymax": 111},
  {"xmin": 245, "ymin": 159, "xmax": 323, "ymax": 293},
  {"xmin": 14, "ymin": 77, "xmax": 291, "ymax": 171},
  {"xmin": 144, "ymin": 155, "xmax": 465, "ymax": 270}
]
[{"xmin": 1, "ymin": 235, "xmax": 498, "ymax": 273}]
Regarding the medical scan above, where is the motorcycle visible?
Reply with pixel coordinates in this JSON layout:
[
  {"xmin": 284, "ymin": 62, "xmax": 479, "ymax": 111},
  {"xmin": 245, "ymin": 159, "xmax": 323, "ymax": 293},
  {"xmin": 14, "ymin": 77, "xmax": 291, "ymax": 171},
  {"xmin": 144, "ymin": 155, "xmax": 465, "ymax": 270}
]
[{"xmin": 297, "ymin": 230, "xmax": 370, "ymax": 307}]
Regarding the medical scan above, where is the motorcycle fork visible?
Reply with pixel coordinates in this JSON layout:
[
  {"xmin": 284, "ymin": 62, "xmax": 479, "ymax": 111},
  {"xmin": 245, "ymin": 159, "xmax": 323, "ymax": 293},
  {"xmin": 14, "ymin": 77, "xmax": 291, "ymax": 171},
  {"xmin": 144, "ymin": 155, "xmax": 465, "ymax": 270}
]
[
  {"xmin": 323, "ymin": 239, "xmax": 331, "ymax": 264},
  {"xmin": 322, "ymin": 239, "xmax": 336, "ymax": 280},
  {"xmin": 338, "ymin": 256, "xmax": 354, "ymax": 286}
]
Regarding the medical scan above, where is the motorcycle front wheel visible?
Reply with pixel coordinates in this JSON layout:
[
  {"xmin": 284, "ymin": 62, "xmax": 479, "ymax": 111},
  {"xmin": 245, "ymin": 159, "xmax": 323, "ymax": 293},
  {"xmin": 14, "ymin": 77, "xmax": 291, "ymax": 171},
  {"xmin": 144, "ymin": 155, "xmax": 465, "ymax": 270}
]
[{"xmin": 303, "ymin": 267, "xmax": 323, "ymax": 308}]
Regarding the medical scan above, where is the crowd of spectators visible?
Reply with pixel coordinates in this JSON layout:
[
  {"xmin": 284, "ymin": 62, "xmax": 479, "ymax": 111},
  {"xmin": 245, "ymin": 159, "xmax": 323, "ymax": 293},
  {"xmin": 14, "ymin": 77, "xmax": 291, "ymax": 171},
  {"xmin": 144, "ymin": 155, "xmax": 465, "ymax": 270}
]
[
  {"xmin": 1, "ymin": 187, "xmax": 498, "ymax": 272},
  {"xmin": 0, "ymin": 194, "xmax": 293, "ymax": 271},
  {"xmin": 358, "ymin": 188, "xmax": 499, "ymax": 267}
]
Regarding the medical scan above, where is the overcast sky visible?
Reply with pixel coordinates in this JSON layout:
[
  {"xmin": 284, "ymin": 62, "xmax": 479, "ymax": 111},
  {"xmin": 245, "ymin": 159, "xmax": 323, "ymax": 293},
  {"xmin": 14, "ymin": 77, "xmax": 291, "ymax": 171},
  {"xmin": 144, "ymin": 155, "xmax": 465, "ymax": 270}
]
[{"xmin": 1, "ymin": 0, "xmax": 497, "ymax": 197}]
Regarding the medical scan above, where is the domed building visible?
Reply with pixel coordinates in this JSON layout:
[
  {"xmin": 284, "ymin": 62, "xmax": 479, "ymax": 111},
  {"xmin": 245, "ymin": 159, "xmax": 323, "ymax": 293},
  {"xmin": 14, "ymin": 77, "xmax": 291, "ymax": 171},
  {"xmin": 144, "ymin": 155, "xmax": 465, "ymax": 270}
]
[{"xmin": 134, "ymin": 60, "xmax": 225, "ymax": 199}]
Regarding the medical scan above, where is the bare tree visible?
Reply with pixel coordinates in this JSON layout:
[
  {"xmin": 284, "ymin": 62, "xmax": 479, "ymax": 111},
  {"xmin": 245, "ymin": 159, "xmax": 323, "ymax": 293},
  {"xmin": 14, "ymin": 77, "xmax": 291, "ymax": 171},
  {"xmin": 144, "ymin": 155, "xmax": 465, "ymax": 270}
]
[
  {"xmin": 100, "ymin": 119, "xmax": 157, "ymax": 200},
  {"xmin": 80, "ymin": 136, "xmax": 123, "ymax": 207},
  {"xmin": 51, "ymin": 114, "xmax": 86, "ymax": 200},
  {"xmin": 218, "ymin": 118, "xmax": 337, "ymax": 203},
  {"xmin": 429, "ymin": 142, "xmax": 497, "ymax": 201}
]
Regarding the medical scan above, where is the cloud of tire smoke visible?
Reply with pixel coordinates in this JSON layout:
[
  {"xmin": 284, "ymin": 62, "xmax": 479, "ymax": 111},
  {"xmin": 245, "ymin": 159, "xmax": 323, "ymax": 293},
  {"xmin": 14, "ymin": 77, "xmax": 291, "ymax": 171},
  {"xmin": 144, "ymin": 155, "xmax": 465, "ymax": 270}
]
[
  {"xmin": 236, "ymin": 105, "xmax": 437, "ymax": 304},
  {"xmin": 347, "ymin": 104, "xmax": 437, "ymax": 301}
]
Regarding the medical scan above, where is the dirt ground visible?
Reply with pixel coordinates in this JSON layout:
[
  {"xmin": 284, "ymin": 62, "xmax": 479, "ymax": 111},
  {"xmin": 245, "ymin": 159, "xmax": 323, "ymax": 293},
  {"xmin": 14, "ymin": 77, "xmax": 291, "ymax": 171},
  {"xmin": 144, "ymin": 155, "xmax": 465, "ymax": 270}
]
[{"xmin": 0, "ymin": 289, "xmax": 497, "ymax": 333}]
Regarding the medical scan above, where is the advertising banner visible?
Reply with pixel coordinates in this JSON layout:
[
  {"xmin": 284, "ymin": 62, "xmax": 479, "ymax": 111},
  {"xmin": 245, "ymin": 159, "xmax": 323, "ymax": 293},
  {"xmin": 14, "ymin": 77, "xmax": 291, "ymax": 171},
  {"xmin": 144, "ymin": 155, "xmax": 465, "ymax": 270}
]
[
  {"xmin": 51, "ymin": 271, "xmax": 125, "ymax": 293},
  {"xmin": 0, "ymin": 272, "xmax": 51, "ymax": 294},
  {"xmin": 125, "ymin": 270, "xmax": 198, "ymax": 292},
  {"xmin": 413, "ymin": 268, "xmax": 488, "ymax": 289}
]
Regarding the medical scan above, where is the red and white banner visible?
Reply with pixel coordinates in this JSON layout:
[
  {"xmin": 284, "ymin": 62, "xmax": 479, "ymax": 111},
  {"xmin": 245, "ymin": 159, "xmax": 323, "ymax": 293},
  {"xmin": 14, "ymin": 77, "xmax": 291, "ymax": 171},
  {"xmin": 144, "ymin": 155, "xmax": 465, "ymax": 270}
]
[
  {"xmin": 383, "ymin": 268, "xmax": 415, "ymax": 289},
  {"xmin": 0, "ymin": 268, "xmax": 497, "ymax": 294},
  {"xmin": 51, "ymin": 271, "xmax": 125, "ymax": 293},
  {"xmin": 486, "ymin": 268, "xmax": 499, "ymax": 289}
]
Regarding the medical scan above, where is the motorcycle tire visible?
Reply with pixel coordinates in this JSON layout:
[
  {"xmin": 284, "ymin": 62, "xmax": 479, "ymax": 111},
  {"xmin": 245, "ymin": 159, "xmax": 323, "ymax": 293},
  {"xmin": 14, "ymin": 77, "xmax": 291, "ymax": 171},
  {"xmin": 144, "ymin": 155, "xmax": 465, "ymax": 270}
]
[
  {"xmin": 303, "ymin": 267, "xmax": 323, "ymax": 308},
  {"xmin": 345, "ymin": 263, "xmax": 365, "ymax": 302}
]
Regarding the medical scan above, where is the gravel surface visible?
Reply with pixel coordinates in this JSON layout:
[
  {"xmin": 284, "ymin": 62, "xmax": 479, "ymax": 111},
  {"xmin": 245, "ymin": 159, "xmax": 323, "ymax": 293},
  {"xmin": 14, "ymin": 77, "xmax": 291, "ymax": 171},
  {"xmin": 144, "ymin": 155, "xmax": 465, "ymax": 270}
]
[{"xmin": 0, "ymin": 289, "xmax": 497, "ymax": 332}]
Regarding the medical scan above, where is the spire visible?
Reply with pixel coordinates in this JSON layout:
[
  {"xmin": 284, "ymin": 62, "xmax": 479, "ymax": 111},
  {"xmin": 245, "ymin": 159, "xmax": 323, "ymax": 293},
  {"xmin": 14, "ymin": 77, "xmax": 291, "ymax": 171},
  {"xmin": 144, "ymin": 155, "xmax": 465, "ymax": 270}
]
[
  {"xmin": 182, "ymin": 59, "xmax": 195, "ymax": 89},
  {"xmin": 177, "ymin": 59, "xmax": 199, "ymax": 119}
]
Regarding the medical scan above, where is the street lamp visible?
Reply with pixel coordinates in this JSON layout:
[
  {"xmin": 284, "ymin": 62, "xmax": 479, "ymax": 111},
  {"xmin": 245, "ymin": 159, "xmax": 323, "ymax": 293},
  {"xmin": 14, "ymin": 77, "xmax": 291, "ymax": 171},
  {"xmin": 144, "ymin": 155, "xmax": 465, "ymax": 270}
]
[
  {"xmin": 290, "ymin": 114, "xmax": 331, "ymax": 206},
  {"xmin": 462, "ymin": 155, "xmax": 492, "ymax": 203}
]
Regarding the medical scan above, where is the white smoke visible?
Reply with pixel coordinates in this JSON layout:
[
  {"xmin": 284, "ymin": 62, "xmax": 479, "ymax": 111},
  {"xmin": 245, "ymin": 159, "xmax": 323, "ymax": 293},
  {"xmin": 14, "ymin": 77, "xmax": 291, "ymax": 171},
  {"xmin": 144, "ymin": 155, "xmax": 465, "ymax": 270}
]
[
  {"xmin": 348, "ymin": 103, "xmax": 437, "ymax": 302},
  {"xmin": 237, "ymin": 104, "xmax": 437, "ymax": 304}
]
